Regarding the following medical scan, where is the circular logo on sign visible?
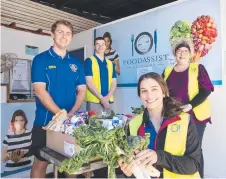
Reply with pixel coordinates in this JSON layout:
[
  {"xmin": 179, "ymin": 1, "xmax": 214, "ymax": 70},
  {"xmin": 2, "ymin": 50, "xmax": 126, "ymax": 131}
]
[{"xmin": 134, "ymin": 32, "xmax": 153, "ymax": 55}]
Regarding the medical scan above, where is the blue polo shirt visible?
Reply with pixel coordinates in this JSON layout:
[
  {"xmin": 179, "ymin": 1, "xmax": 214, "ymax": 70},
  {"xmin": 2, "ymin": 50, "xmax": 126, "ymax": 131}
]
[
  {"xmin": 31, "ymin": 47, "xmax": 86, "ymax": 126},
  {"xmin": 145, "ymin": 115, "xmax": 165, "ymax": 150},
  {"xmin": 84, "ymin": 54, "xmax": 117, "ymax": 98}
]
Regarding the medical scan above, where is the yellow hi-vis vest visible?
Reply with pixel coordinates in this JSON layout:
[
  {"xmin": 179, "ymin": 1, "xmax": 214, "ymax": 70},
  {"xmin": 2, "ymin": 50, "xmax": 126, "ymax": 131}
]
[
  {"xmin": 129, "ymin": 112, "xmax": 200, "ymax": 179},
  {"xmin": 164, "ymin": 63, "xmax": 211, "ymax": 121},
  {"xmin": 85, "ymin": 56, "xmax": 114, "ymax": 103}
]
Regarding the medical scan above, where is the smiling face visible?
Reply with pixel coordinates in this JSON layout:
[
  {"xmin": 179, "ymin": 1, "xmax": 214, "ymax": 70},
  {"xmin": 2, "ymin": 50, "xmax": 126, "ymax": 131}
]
[
  {"xmin": 95, "ymin": 39, "xmax": 106, "ymax": 55},
  {"xmin": 139, "ymin": 78, "xmax": 165, "ymax": 110},
  {"xmin": 51, "ymin": 24, "xmax": 73, "ymax": 50},
  {"xmin": 175, "ymin": 47, "xmax": 191, "ymax": 65}
]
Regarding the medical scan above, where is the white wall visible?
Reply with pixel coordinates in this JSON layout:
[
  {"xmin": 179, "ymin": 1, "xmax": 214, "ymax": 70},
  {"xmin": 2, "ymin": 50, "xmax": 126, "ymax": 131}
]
[
  {"xmin": 1, "ymin": 26, "xmax": 53, "ymax": 83},
  {"xmin": 70, "ymin": 0, "xmax": 226, "ymax": 177},
  {"xmin": 0, "ymin": 26, "xmax": 53, "ymax": 143},
  {"xmin": 0, "ymin": 26, "xmax": 52, "ymax": 60},
  {"xmin": 68, "ymin": 30, "xmax": 94, "ymax": 59}
]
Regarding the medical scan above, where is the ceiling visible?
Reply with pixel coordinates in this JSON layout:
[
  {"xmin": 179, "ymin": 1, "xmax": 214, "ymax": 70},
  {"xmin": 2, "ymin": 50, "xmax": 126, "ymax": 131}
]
[
  {"xmin": 32, "ymin": 0, "xmax": 177, "ymax": 23},
  {"xmin": 1, "ymin": 0, "xmax": 177, "ymax": 35},
  {"xmin": 1, "ymin": 0, "xmax": 101, "ymax": 35}
]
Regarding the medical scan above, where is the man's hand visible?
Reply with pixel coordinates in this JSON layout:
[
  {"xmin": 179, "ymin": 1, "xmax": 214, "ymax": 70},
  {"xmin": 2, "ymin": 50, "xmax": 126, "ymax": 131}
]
[
  {"xmin": 43, "ymin": 109, "xmax": 67, "ymax": 131},
  {"xmin": 67, "ymin": 110, "xmax": 75, "ymax": 119},
  {"xmin": 100, "ymin": 96, "xmax": 110, "ymax": 109}
]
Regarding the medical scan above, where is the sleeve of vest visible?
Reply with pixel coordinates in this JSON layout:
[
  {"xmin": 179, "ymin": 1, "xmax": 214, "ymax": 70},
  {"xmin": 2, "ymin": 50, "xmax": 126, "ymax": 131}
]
[{"xmin": 156, "ymin": 120, "xmax": 201, "ymax": 175}]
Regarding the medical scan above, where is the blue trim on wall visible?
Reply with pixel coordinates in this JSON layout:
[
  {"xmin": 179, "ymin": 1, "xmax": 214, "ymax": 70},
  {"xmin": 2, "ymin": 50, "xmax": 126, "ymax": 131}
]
[
  {"xmin": 117, "ymin": 80, "xmax": 222, "ymax": 87},
  {"xmin": 117, "ymin": 83, "xmax": 138, "ymax": 87},
  {"xmin": 1, "ymin": 166, "xmax": 32, "ymax": 177},
  {"xmin": 211, "ymin": 80, "xmax": 222, "ymax": 85}
]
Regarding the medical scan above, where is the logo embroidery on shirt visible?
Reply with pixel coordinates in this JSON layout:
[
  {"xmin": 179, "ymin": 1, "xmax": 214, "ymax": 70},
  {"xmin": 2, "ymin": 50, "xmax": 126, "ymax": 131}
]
[
  {"xmin": 69, "ymin": 64, "xmax": 77, "ymax": 72},
  {"xmin": 171, "ymin": 124, "xmax": 180, "ymax": 132},
  {"xmin": 49, "ymin": 65, "xmax": 56, "ymax": 69},
  {"xmin": 191, "ymin": 67, "xmax": 196, "ymax": 72}
]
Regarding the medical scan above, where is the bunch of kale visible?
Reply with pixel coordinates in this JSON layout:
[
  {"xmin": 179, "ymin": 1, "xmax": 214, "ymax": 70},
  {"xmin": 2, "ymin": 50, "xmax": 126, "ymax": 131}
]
[{"xmin": 59, "ymin": 118, "xmax": 149, "ymax": 178}]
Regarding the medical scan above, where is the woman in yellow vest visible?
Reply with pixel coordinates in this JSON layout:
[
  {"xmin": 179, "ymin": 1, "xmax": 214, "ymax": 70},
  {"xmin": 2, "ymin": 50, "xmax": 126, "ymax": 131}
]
[
  {"xmin": 119, "ymin": 72, "xmax": 201, "ymax": 178},
  {"xmin": 162, "ymin": 38, "xmax": 214, "ymax": 177}
]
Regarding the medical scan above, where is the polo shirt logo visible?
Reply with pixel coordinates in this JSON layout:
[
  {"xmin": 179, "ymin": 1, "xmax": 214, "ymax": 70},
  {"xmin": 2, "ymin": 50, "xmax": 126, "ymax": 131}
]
[
  {"xmin": 69, "ymin": 64, "xmax": 77, "ymax": 72},
  {"xmin": 49, "ymin": 65, "xmax": 56, "ymax": 69}
]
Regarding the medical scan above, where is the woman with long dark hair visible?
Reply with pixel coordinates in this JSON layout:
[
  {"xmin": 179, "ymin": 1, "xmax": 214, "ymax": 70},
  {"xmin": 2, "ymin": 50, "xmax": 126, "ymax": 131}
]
[
  {"xmin": 119, "ymin": 72, "xmax": 201, "ymax": 178},
  {"xmin": 103, "ymin": 32, "xmax": 120, "ymax": 75}
]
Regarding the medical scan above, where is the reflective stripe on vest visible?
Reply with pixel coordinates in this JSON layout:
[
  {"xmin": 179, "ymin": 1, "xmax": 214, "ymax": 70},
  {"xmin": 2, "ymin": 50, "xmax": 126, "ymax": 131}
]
[
  {"xmin": 85, "ymin": 56, "xmax": 114, "ymax": 103},
  {"xmin": 164, "ymin": 63, "xmax": 210, "ymax": 121},
  {"xmin": 129, "ymin": 113, "xmax": 200, "ymax": 178}
]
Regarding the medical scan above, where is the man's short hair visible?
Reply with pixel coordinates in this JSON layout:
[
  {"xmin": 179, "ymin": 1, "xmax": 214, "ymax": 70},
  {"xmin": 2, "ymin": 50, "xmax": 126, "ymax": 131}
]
[
  {"xmin": 51, "ymin": 20, "xmax": 73, "ymax": 34},
  {"xmin": 94, "ymin": 37, "xmax": 105, "ymax": 45}
]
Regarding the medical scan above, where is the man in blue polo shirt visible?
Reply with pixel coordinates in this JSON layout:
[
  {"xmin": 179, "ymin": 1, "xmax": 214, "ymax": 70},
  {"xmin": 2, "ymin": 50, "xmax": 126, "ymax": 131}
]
[
  {"xmin": 30, "ymin": 20, "xmax": 86, "ymax": 178},
  {"xmin": 85, "ymin": 37, "xmax": 117, "ymax": 116}
]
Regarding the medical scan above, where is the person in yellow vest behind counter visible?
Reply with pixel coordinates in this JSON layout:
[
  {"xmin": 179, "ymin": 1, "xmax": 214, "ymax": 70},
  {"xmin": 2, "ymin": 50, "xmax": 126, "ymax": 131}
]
[
  {"xmin": 84, "ymin": 36, "xmax": 117, "ymax": 116},
  {"xmin": 119, "ymin": 72, "xmax": 201, "ymax": 179},
  {"xmin": 162, "ymin": 38, "xmax": 214, "ymax": 178}
]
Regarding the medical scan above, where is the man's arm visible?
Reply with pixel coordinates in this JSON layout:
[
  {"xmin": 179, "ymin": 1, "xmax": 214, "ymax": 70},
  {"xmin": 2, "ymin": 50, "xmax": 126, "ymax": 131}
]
[
  {"xmin": 32, "ymin": 56, "xmax": 61, "ymax": 115},
  {"xmin": 86, "ymin": 76, "xmax": 103, "ymax": 100},
  {"xmin": 107, "ymin": 78, "xmax": 117, "ymax": 98},
  {"xmin": 69, "ymin": 85, "xmax": 86, "ymax": 114},
  {"xmin": 106, "ymin": 63, "xmax": 117, "ymax": 99},
  {"xmin": 33, "ymin": 82, "xmax": 60, "ymax": 114}
]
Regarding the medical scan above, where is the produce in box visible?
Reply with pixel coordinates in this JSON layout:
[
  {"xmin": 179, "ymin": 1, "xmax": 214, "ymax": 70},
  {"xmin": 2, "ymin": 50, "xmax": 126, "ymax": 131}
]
[{"xmin": 59, "ymin": 118, "xmax": 150, "ymax": 178}]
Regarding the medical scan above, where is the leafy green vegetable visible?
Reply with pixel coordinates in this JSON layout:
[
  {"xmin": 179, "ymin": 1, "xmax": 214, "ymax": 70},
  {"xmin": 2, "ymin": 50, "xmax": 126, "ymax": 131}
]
[
  {"xmin": 131, "ymin": 105, "xmax": 145, "ymax": 115},
  {"xmin": 170, "ymin": 20, "xmax": 192, "ymax": 46},
  {"xmin": 59, "ymin": 118, "xmax": 149, "ymax": 178},
  {"xmin": 127, "ymin": 136, "xmax": 149, "ymax": 151}
]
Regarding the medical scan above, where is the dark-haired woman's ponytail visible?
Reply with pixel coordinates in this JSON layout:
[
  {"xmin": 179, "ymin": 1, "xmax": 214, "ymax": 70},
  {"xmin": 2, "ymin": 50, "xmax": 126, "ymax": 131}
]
[{"xmin": 162, "ymin": 96, "xmax": 183, "ymax": 118}]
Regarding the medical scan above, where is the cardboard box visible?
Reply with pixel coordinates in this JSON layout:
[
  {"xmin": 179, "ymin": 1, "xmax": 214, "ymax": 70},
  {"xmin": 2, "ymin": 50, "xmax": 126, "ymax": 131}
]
[
  {"xmin": 46, "ymin": 130, "xmax": 81, "ymax": 157},
  {"xmin": 46, "ymin": 130, "xmax": 101, "ymax": 162},
  {"xmin": 46, "ymin": 130, "xmax": 106, "ymax": 175}
]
